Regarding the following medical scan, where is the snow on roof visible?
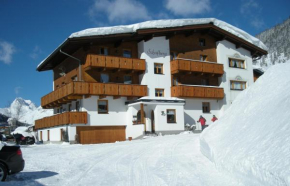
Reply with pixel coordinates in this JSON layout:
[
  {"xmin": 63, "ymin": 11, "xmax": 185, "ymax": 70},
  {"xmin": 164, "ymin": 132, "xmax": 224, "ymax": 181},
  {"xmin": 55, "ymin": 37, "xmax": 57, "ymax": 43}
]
[
  {"xmin": 11, "ymin": 126, "xmax": 34, "ymax": 137},
  {"xmin": 200, "ymin": 62, "xmax": 290, "ymax": 185},
  {"xmin": 38, "ymin": 18, "xmax": 267, "ymax": 70},
  {"xmin": 70, "ymin": 18, "xmax": 267, "ymax": 51}
]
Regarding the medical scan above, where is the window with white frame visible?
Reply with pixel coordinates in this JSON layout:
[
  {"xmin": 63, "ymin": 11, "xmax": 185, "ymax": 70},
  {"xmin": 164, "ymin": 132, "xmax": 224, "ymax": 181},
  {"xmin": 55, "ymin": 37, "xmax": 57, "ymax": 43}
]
[
  {"xmin": 230, "ymin": 81, "xmax": 247, "ymax": 90},
  {"xmin": 167, "ymin": 109, "xmax": 176, "ymax": 123},
  {"xmin": 229, "ymin": 58, "xmax": 245, "ymax": 69},
  {"xmin": 155, "ymin": 89, "xmax": 164, "ymax": 97},
  {"xmin": 154, "ymin": 63, "xmax": 163, "ymax": 74},
  {"xmin": 202, "ymin": 102, "xmax": 210, "ymax": 113}
]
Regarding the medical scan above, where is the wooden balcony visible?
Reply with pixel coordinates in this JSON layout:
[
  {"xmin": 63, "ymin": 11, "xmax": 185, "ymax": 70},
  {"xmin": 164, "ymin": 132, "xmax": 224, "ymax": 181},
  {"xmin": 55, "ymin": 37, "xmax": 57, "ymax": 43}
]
[
  {"xmin": 171, "ymin": 59, "xmax": 224, "ymax": 76},
  {"xmin": 171, "ymin": 85, "xmax": 224, "ymax": 99},
  {"xmin": 41, "ymin": 82, "xmax": 147, "ymax": 108},
  {"xmin": 35, "ymin": 112, "xmax": 88, "ymax": 130},
  {"xmin": 84, "ymin": 54, "xmax": 146, "ymax": 72}
]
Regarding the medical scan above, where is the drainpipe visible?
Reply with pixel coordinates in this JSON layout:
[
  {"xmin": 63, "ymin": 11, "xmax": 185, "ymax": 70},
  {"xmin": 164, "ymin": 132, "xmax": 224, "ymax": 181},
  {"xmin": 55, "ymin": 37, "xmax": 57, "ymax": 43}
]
[{"xmin": 59, "ymin": 49, "xmax": 84, "ymax": 111}]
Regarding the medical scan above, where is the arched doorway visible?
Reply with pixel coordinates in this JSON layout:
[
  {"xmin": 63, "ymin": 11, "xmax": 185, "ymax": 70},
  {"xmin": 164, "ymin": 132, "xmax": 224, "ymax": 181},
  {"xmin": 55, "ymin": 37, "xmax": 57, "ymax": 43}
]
[{"xmin": 151, "ymin": 110, "xmax": 155, "ymax": 133}]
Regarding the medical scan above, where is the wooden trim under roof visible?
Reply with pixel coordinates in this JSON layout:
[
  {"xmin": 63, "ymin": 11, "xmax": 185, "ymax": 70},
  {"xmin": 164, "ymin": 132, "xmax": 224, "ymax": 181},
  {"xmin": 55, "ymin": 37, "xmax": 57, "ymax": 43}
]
[{"xmin": 37, "ymin": 23, "xmax": 267, "ymax": 72}]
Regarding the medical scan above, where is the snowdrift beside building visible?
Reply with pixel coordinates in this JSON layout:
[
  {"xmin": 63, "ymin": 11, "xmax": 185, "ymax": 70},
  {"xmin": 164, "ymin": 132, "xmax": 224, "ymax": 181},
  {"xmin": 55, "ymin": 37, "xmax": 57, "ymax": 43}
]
[{"xmin": 200, "ymin": 63, "xmax": 290, "ymax": 186}]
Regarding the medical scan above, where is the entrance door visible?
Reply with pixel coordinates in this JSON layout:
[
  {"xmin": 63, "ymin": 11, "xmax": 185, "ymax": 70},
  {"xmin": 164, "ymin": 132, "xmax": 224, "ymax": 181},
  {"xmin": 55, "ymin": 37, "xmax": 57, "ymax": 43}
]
[{"xmin": 151, "ymin": 110, "xmax": 155, "ymax": 133}]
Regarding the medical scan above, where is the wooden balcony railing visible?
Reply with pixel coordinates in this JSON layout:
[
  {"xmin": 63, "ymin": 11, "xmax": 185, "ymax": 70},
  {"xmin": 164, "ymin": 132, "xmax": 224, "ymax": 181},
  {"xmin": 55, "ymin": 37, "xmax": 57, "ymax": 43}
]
[
  {"xmin": 171, "ymin": 85, "xmax": 224, "ymax": 99},
  {"xmin": 35, "ymin": 112, "xmax": 88, "ymax": 130},
  {"xmin": 171, "ymin": 59, "xmax": 224, "ymax": 75},
  {"xmin": 41, "ymin": 82, "xmax": 147, "ymax": 108},
  {"xmin": 84, "ymin": 54, "xmax": 146, "ymax": 72}
]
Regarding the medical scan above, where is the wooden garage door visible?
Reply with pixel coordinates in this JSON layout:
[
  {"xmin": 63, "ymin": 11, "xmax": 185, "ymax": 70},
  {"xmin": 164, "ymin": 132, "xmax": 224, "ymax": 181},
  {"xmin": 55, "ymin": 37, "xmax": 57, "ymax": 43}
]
[{"xmin": 77, "ymin": 126, "xmax": 126, "ymax": 144}]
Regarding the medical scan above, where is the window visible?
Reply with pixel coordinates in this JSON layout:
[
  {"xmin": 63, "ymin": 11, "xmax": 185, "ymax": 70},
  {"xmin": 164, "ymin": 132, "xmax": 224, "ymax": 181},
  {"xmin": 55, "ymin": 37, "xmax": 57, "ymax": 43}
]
[
  {"xmin": 124, "ymin": 75, "xmax": 132, "ymax": 84},
  {"xmin": 155, "ymin": 89, "xmax": 164, "ymax": 97},
  {"xmin": 123, "ymin": 49, "xmax": 132, "ymax": 58},
  {"xmin": 71, "ymin": 76, "xmax": 78, "ymax": 81},
  {"xmin": 230, "ymin": 81, "xmax": 247, "ymax": 90},
  {"xmin": 170, "ymin": 52, "xmax": 177, "ymax": 61},
  {"xmin": 98, "ymin": 100, "xmax": 108, "ymax": 114},
  {"xmin": 68, "ymin": 104, "xmax": 72, "ymax": 112},
  {"xmin": 56, "ymin": 108, "xmax": 60, "ymax": 114},
  {"xmin": 100, "ymin": 73, "xmax": 109, "ymax": 83},
  {"xmin": 76, "ymin": 101, "xmax": 80, "ymax": 112},
  {"xmin": 201, "ymin": 79, "xmax": 209, "ymax": 86},
  {"xmin": 154, "ymin": 63, "xmax": 163, "ymax": 74},
  {"xmin": 202, "ymin": 102, "xmax": 210, "ymax": 113},
  {"xmin": 229, "ymin": 58, "xmax": 245, "ymax": 69},
  {"xmin": 199, "ymin": 38, "xmax": 206, "ymax": 46},
  {"xmin": 137, "ymin": 110, "xmax": 146, "ymax": 124},
  {"xmin": 200, "ymin": 55, "xmax": 207, "ymax": 61},
  {"xmin": 60, "ymin": 107, "xmax": 63, "ymax": 113},
  {"xmin": 173, "ymin": 77, "xmax": 178, "ymax": 86},
  {"xmin": 99, "ymin": 47, "xmax": 108, "ymax": 55},
  {"xmin": 167, "ymin": 109, "xmax": 176, "ymax": 123},
  {"xmin": 47, "ymin": 130, "xmax": 50, "ymax": 141}
]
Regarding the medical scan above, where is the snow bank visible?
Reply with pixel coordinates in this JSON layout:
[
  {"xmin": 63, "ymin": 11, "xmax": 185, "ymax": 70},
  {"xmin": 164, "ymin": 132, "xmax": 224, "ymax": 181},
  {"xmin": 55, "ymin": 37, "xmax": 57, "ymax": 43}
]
[
  {"xmin": 70, "ymin": 18, "xmax": 267, "ymax": 51},
  {"xmin": 11, "ymin": 126, "xmax": 34, "ymax": 137},
  {"xmin": 200, "ymin": 63, "xmax": 290, "ymax": 185}
]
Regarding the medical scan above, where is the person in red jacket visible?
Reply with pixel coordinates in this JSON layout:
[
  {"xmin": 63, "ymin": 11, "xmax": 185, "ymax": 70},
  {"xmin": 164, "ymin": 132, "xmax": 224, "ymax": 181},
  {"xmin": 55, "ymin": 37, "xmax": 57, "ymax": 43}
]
[
  {"xmin": 211, "ymin": 115, "xmax": 218, "ymax": 122},
  {"xmin": 197, "ymin": 115, "xmax": 206, "ymax": 131}
]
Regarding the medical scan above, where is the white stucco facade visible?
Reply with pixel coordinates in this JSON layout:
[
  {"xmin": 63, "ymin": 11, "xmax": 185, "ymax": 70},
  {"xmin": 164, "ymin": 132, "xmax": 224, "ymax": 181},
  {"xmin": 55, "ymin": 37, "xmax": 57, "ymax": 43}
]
[
  {"xmin": 40, "ymin": 35, "xmax": 259, "ymax": 143},
  {"xmin": 217, "ymin": 40, "xmax": 254, "ymax": 115}
]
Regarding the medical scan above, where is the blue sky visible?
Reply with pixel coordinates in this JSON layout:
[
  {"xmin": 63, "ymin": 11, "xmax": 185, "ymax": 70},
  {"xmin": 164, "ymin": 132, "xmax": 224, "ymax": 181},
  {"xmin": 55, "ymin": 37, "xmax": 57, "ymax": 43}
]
[{"xmin": 0, "ymin": 0, "xmax": 289, "ymax": 107}]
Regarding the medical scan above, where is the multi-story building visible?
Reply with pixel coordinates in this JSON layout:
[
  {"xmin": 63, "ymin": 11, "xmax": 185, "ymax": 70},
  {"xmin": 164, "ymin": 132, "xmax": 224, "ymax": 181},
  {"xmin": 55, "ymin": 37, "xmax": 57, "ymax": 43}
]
[{"xmin": 35, "ymin": 18, "xmax": 267, "ymax": 144}]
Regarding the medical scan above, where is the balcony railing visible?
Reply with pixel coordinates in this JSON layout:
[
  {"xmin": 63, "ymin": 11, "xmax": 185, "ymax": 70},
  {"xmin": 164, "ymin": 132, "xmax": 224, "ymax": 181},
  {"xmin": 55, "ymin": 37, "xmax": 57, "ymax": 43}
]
[
  {"xmin": 171, "ymin": 59, "xmax": 224, "ymax": 75},
  {"xmin": 171, "ymin": 85, "xmax": 224, "ymax": 99},
  {"xmin": 35, "ymin": 112, "xmax": 88, "ymax": 130},
  {"xmin": 41, "ymin": 82, "xmax": 147, "ymax": 108},
  {"xmin": 84, "ymin": 54, "xmax": 146, "ymax": 72}
]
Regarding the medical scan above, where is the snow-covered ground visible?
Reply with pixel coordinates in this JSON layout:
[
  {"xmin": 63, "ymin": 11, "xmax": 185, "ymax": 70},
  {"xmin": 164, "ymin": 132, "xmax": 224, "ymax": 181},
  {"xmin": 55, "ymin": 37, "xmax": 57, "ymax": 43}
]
[
  {"xmin": 4, "ymin": 133, "xmax": 244, "ymax": 186},
  {"xmin": 201, "ymin": 63, "xmax": 290, "ymax": 186}
]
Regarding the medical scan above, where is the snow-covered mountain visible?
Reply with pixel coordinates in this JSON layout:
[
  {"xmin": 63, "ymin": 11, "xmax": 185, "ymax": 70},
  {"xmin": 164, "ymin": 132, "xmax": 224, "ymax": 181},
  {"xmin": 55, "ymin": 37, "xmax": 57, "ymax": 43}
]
[
  {"xmin": 254, "ymin": 17, "xmax": 290, "ymax": 71},
  {"xmin": 0, "ymin": 97, "xmax": 53, "ymax": 125},
  {"xmin": 200, "ymin": 62, "xmax": 290, "ymax": 185}
]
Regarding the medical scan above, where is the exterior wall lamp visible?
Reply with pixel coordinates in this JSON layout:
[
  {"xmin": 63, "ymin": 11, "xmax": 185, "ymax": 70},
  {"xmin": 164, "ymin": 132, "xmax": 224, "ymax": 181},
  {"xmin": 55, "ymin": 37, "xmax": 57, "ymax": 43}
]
[{"xmin": 161, "ymin": 111, "xmax": 166, "ymax": 116}]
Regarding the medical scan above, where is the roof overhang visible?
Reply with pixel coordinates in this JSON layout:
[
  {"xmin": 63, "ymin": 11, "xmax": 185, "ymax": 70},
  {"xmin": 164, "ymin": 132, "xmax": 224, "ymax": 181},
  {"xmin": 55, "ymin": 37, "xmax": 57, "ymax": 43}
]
[{"xmin": 37, "ymin": 23, "xmax": 268, "ymax": 72}]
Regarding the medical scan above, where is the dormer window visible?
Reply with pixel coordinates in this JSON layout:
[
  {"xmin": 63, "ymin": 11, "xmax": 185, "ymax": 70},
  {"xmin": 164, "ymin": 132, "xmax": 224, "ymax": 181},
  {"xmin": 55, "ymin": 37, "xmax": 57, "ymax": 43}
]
[
  {"xmin": 199, "ymin": 38, "xmax": 206, "ymax": 46},
  {"xmin": 99, "ymin": 47, "xmax": 108, "ymax": 55}
]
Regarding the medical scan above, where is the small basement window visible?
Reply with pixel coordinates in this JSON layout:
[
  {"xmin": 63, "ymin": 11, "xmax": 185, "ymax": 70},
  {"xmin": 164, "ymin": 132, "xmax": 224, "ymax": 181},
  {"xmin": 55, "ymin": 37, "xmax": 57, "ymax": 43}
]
[
  {"xmin": 230, "ymin": 81, "xmax": 247, "ymax": 90},
  {"xmin": 154, "ymin": 63, "xmax": 163, "ymax": 74},
  {"xmin": 202, "ymin": 102, "xmax": 210, "ymax": 113},
  {"xmin": 167, "ymin": 109, "xmax": 176, "ymax": 123},
  {"xmin": 98, "ymin": 100, "xmax": 108, "ymax": 114},
  {"xmin": 229, "ymin": 58, "xmax": 245, "ymax": 69}
]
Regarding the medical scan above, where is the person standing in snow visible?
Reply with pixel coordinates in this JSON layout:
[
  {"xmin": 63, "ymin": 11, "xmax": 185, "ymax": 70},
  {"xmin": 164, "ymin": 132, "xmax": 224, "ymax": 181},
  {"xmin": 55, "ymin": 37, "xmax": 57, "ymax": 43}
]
[
  {"xmin": 211, "ymin": 115, "xmax": 218, "ymax": 122},
  {"xmin": 197, "ymin": 115, "xmax": 206, "ymax": 131}
]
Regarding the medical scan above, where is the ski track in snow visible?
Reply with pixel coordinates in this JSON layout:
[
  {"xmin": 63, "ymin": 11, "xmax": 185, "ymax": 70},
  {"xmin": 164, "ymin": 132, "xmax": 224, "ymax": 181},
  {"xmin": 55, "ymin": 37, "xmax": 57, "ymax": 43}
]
[{"xmin": 3, "ymin": 133, "xmax": 244, "ymax": 186}]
